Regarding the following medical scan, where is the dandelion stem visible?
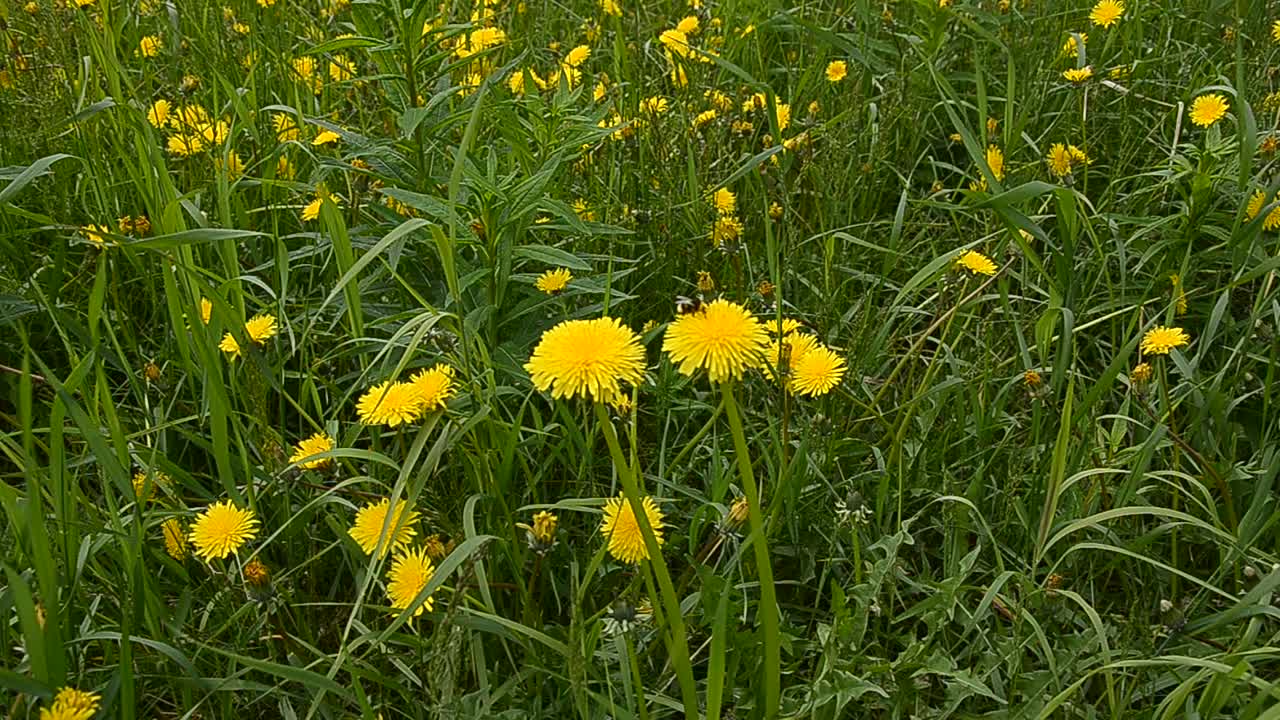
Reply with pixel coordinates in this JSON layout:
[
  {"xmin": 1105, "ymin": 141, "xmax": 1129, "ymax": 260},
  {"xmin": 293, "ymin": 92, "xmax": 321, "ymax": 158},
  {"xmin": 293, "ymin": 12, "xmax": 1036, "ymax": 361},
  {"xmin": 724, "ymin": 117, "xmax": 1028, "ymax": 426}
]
[
  {"xmin": 720, "ymin": 381, "xmax": 781, "ymax": 718},
  {"xmin": 593, "ymin": 402, "xmax": 698, "ymax": 720}
]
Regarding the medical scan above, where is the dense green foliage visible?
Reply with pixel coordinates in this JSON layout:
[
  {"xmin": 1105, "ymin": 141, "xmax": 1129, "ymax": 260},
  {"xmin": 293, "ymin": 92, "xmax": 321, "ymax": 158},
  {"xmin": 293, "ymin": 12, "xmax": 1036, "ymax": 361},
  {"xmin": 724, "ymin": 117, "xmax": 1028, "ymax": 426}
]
[{"xmin": 2, "ymin": 0, "xmax": 1279, "ymax": 717}]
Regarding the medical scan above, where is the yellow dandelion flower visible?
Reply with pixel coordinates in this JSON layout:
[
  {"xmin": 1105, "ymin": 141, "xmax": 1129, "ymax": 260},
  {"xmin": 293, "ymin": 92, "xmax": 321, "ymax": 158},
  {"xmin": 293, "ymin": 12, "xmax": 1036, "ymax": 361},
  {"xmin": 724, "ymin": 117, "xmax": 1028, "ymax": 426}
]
[
  {"xmin": 1273, "ymin": 20, "xmax": 1280, "ymax": 44},
  {"xmin": 693, "ymin": 109, "xmax": 717, "ymax": 129},
  {"xmin": 1265, "ymin": 205, "xmax": 1280, "ymax": 231},
  {"xmin": 526, "ymin": 510, "xmax": 558, "ymax": 545},
  {"xmin": 218, "ymin": 314, "xmax": 277, "ymax": 358},
  {"xmin": 349, "ymin": 498, "xmax": 419, "ymax": 557},
  {"xmin": 1090, "ymin": 0, "xmax": 1123, "ymax": 28},
  {"xmin": 1046, "ymin": 143, "xmax": 1074, "ymax": 178},
  {"xmin": 985, "ymin": 145, "xmax": 1005, "ymax": 181},
  {"xmin": 564, "ymin": 44, "xmax": 590, "ymax": 67},
  {"xmin": 676, "ymin": 15, "xmax": 700, "ymax": 34},
  {"xmin": 1131, "ymin": 362, "xmax": 1153, "ymax": 383},
  {"xmin": 290, "ymin": 431, "xmax": 334, "ymax": 470},
  {"xmin": 146, "ymin": 99, "xmax": 170, "ymax": 128},
  {"xmin": 789, "ymin": 343, "xmax": 846, "ymax": 397},
  {"xmin": 42, "ymin": 688, "xmax": 101, "ymax": 720},
  {"xmin": 1063, "ymin": 67, "xmax": 1094, "ymax": 83},
  {"xmin": 329, "ymin": 55, "xmax": 355, "ymax": 82},
  {"xmin": 601, "ymin": 0, "xmax": 621, "ymax": 16},
  {"xmin": 243, "ymin": 557, "xmax": 270, "ymax": 586},
  {"xmin": 826, "ymin": 60, "xmax": 848, "ymax": 83},
  {"xmin": 711, "ymin": 187, "xmax": 736, "ymax": 215},
  {"xmin": 1062, "ymin": 33, "xmax": 1087, "ymax": 55},
  {"xmin": 273, "ymin": 112, "xmax": 301, "ymax": 142},
  {"xmin": 387, "ymin": 546, "xmax": 435, "ymax": 616},
  {"xmin": 601, "ymin": 494, "xmax": 664, "ymax": 564},
  {"xmin": 957, "ymin": 250, "xmax": 997, "ymax": 276},
  {"xmin": 659, "ymin": 29, "xmax": 690, "ymax": 58},
  {"xmin": 139, "ymin": 34, "xmax": 162, "ymax": 57},
  {"xmin": 356, "ymin": 380, "xmax": 425, "ymax": 427},
  {"xmin": 710, "ymin": 215, "xmax": 743, "ymax": 244},
  {"xmin": 1246, "ymin": 190, "xmax": 1267, "ymax": 220},
  {"xmin": 162, "ymin": 518, "xmax": 187, "ymax": 560},
  {"xmin": 200, "ymin": 297, "xmax": 212, "ymax": 324},
  {"xmin": 131, "ymin": 470, "xmax": 169, "ymax": 502},
  {"xmin": 189, "ymin": 500, "xmax": 259, "ymax": 561},
  {"xmin": 1140, "ymin": 326, "xmax": 1190, "ymax": 355},
  {"xmin": 166, "ymin": 134, "xmax": 205, "ymax": 156},
  {"xmin": 1189, "ymin": 94, "xmax": 1229, "ymax": 128},
  {"xmin": 663, "ymin": 299, "xmax": 769, "ymax": 383},
  {"xmin": 536, "ymin": 267, "xmax": 573, "ymax": 294},
  {"xmin": 312, "ymin": 129, "xmax": 340, "ymax": 146},
  {"xmin": 410, "ymin": 364, "xmax": 455, "ymax": 411},
  {"xmin": 524, "ymin": 317, "xmax": 646, "ymax": 401},
  {"xmin": 641, "ymin": 95, "xmax": 669, "ymax": 115}
]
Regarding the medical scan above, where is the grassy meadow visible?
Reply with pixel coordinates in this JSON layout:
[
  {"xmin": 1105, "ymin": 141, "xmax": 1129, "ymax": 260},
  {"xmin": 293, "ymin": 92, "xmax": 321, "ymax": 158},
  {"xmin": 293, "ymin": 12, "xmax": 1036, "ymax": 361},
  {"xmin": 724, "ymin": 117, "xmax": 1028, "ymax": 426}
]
[{"xmin": 3, "ymin": 0, "xmax": 1280, "ymax": 716}]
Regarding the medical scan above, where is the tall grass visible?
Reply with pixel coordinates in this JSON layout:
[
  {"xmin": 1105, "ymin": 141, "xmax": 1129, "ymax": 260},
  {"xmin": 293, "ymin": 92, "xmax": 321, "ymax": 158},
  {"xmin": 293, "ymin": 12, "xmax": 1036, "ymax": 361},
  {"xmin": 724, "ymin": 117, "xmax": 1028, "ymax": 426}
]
[{"xmin": 2, "ymin": 0, "xmax": 1280, "ymax": 717}]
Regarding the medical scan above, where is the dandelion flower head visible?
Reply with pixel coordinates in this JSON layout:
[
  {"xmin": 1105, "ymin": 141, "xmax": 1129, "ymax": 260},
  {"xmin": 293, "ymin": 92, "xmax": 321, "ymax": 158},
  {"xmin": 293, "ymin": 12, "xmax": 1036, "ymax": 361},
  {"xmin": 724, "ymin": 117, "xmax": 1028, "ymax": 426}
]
[
  {"xmin": 600, "ymin": 494, "xmax": 665, "ymax": 564},
  {"xmin": 1189, "ymin": 94, "xmax": 1229, "ymax": 128},
  {"xmin": 162, "ymin": 518, "xmax": 187, "ymax": 560},
  {"xmin": 957, "ymin": 250, "xmax": 997, "ymax": 276},
  {"xmin": 524, "ymin": 317, "xmax": 646, "ymax": 401},
  {"xmin": 290, "ymin": 431, "xmax": 335, "ymax": 470},
  {"xmin": 349, "ymin": 498, "xmax": 419, "ymax": 557},
  {"xmin": 387, "ymin": 546, "xmax": 435, "ymax": 616},
  {"xmin": 410, "ymin": 364, "xmax": 455, "ymax": 411},
  {"xmin": 535, "ymin": 267, "xmax": 573, "ymax": 294},
  {"xmin": 663, "ymin": 299, "xmax": 769, "ymax": 383},
  {"xmin": 189, "ymin": 500, "xmax": 259, "ymax": 561},
  {"xmin": 1140, "ymin": 326, "xmax": 1190, "ymax": 356},
  {"xmin": 1089, "ymin": 0, "xmax": 1123, "ymax": 29},
  {"xmin": 356, "ymin": 380, "xmax": 425, "ymax": 427},
  {"xmin": 826, "ymin": 60, "xmax": 848, "ymax": 82}
]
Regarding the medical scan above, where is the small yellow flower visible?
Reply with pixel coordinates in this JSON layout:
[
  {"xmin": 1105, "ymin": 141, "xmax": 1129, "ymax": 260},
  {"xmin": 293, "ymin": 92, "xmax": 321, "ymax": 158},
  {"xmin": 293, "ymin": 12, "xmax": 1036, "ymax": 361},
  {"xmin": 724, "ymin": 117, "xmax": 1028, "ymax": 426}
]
[
  {"xmin": 676, "ymin": 15, "xmax": 700, "ymax": 34},
  {"xmin": 218, "ymin": 314, "xmax": 278, "ymax": 358},
  {"xmin": 711, "ymin": 187, "xmax": 736, "ymax": 215},
  {"xmin": 984, "ymin": 145, "xmax": 1005, "ymax": 181},
  {"xmin": 290, "ymin": 431, "xmax": 335, "ymax": 470},
  {"xmin": 1046, "ymin": 143, "xmax": 1074, "ymax": 178},
  {"xmin": 956, "ymin": 250, "xmax": 997, "ymax": 276},
  {"xmin": 1063, "ymin": 66, "xmax": 1094, "ymax": 83},
  {"xmin": 349, "ymin": 498, "xmax": 419, "ymax": 557},
  {"xmin": 1024, "ymin": 370, "xmax": 1043, "ymax": 387},
  {"xmin": 81, "ymin": 224, "xmax": 112, "ymax": 247},
  {"xmin": 563, "ymin": 44, "xmax": 590, "ymax": 68},
  {"xmin": 42, "ymin": 688, "xmax": 101, "ymax": 720},
  {"xmin": 600, "ymin": 0, "xmax": 621, "ymax": 16},
  {"xmin": 1140, "ymin": 326, "xmax": 1190, "ymax": 356},
  {"xmin": 727, "ymin": 496, "xmax": 749, "ymax": 527},
  {"xmin": 1131, "ymin": 362, "xmax": 1153, "ymax": 383},
  {"xmin": 640, "ymin": 95, "xmax": 670, "ymax": 115},
  {"xmin": 536, "ymin": 268, "xmax": 573, "ymax": 294},
  {"xmin": 1089, "ymin": 0, "xmax": 1123, "ymax": 29},
  {"xmin": 273, "ymin": 113, "xmax": 301, "ymax": 142},
  {"xmin": 162, "ymin": 518, "xmax": 187, "ymax": 560},
  {"xmin": 1272, "ymin": 20, "xmax": 1280, "ymax": 44},
  {"xmin": 243, "ymin": 557, "xmax": 270, "ymax": 586},
  {"xmin": 600, "ymin": 494, "xmax": 664, "ymax": 564},
  {"xmin": 825, "ymin": 60, "xmax": 848, "ymax": 83},
  {"xmin": 1189, "ymin": 94, "xmax": 1229, "ymax": 128},
  {"xmin": 131, "ymin": 470, "xmax": 169, "ymax": 502},
  {"xmin": 387, "ymin": 546, "xmax": 435, "ymax": 617},
  {"xmin": 199, "ymin": 297, "xmax": 212, "ymax": 324},
  {"xmin": 789, "ymin": 343, "xmax": 847, "ymax": 397},
  {"xmin": 710, "ymin": 215, "xmax": 743, "ymax": 245},
  {"xmin": 312, "ymin": 129, "xmax": 340, "ymax": 146},
  {"xmin": 697, "ymin": 270, "xmax": 715, "ymax": 293},
  {"xmin": 147, "ymin": 99, "xmax": 170, "ymax": 128},
  {"xmin": 189, "ymin": 500, "xmax": 259, "ymax": 561},
  {"xmin": 139, "ymin": 35, "xmax": 162, "ymax": 58},
  {"xmin": 409, "ymin": 364, "xmax": 455, "ymax": 411},
  {"xmin": 356, "ymin": 380, "xmax": 425, "ymax": 427}
]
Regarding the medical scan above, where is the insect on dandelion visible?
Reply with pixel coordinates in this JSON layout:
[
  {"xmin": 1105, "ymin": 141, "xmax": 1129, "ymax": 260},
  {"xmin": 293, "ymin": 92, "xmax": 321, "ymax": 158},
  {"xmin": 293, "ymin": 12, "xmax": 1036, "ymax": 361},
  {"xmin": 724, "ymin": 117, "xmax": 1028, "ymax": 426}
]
[
  {"xmin": 524, "ymin": 317, "xmax": 646, "ymax": 402},
  {"xmin": 663, "ymin": 299, "xmax": 769, "ymax": 383},
  {"xmin": 600, "ymin": 494, "xmax": 665, "ymax": 564},
  {"xmin": 349, "ymin": 498, "xmax": 419, "ymax": 557},
  {"xmin": 189, "ymin": 500, "xmax": 259, "ymax": 561}
]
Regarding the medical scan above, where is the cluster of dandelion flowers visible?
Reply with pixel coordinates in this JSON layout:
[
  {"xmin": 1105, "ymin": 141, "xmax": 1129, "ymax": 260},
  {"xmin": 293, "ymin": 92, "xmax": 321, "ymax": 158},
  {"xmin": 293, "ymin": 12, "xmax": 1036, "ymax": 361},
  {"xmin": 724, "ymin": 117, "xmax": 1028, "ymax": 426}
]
[
  {"xmin": 1190, "ymin": 94, "xmax": 1229, "ymax": 128},
  {"xmin": 956, "ymin": 250, "xmax": 997, "ymax": 276},
  {"xmin": 189, "ymin": 500, "xmax": 259, "ymax": 561},
  {"xmin": 41, "ymin": 687, "xmax": 101, "ymax": 720},
  {"xmin": 387, "ymin": 546, "xmax": 436, "ymax": 617},
  {"xmin": 536, "ymin": 267, "xmax": 572, "ymax": 294},
  {"xmin": 663, "ymin": 299, "xmax": 769, "ymax": 383},
  {"xmin": 410, "ymin": 364, "xmax": 455, "ymax": 411},
  {"xmin": 600, "ymin": 494, "xmax": 665, "ymax": 564},
  {"xmin": 219, "ymin": 313, "xmax": 278, "ymax": 358},
  {"xmin": 357, "ymin": 380, "xmax": 424, "ymax": 427},
  {"xmin": 524, "ymin": 317, "xmax": 646, "ymax": 401},
  {"xmin": 290, "ymin": 431, "xmax": 335, "ymax": 470},
  {"xmin": 1141, "ymin": 326, "xmax": 1190, "ymax": 356},
  {"xmin": 349, "ymin": 498, "xmax": 419, "ymax": 557}
]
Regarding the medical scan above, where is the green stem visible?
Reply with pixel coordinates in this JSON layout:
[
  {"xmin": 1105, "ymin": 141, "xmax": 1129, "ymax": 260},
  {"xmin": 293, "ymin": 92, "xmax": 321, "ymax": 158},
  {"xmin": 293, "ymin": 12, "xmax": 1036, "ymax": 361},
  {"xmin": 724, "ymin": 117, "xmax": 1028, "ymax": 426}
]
[
  {"xmin": 720, "ymin": 382, "xmax": 781, "ymax": 718},
  {"xmin": 593, "ymin": 403, "xmax": 698, "ymax": 720}
]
